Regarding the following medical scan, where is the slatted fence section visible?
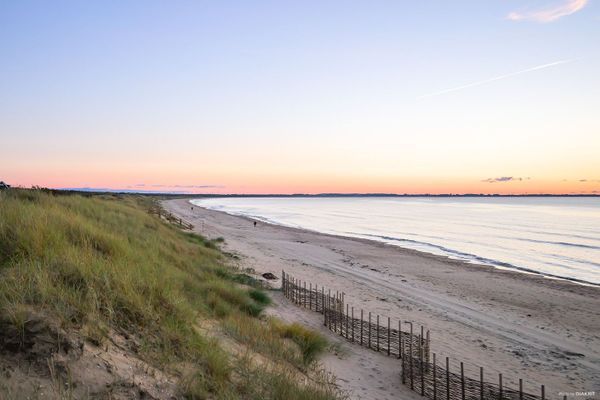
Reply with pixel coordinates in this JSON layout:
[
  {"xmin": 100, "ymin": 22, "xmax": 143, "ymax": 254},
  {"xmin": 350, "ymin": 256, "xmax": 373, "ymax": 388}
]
[
  {"xmin": 148, "ymin": 205, "xmax": 193, "ymax": 230},
  {"xmin": 281, "ymin": 270, "xmax": 549, "ymax": 400},
  {"xmin": 402, "ymin": 352, "xmax": 546, "ymax": 400},
  {"xmin": 282, "ymin": 271, "xmax": 428, "ymax": 359}
]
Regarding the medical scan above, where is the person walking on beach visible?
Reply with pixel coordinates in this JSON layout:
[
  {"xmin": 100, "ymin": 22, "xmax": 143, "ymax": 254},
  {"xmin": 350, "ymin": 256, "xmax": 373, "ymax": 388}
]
[{"xmin": 253, "ymin": 221, "xmax": 257, "ymax": 228}]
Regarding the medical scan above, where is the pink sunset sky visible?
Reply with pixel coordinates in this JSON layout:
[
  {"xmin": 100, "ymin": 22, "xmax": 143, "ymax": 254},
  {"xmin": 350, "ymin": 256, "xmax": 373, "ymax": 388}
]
[{"xmin": 2, "ymin": 1, "xmax": 599, "ymax": 195}]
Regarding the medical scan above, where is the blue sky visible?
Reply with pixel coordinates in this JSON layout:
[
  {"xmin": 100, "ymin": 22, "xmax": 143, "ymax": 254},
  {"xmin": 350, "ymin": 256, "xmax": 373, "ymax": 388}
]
[{"xmin": 1, "ymin": 1, "xmax": 599, "ymax": 194}]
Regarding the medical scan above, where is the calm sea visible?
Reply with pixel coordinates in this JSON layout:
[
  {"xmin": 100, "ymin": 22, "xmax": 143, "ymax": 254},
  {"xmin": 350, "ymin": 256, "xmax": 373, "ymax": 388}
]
[{"xmin": 191, "ymin": 197, "xmax": 600, "ymax": 285}]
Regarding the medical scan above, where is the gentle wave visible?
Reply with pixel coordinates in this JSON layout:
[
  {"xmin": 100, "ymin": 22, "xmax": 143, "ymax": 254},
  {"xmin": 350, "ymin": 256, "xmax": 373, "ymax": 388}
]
[
  {"xmin": 357, "ymin": 233, "xmax": 600, "ymax": 284},
  {"xmin": 513, "ymin": 237, "xmax": 600, "ymax": 250}
]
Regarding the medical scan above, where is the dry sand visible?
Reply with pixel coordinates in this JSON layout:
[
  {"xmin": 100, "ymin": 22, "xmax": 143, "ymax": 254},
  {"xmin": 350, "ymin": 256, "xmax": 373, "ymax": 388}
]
[{"xmin": 164, "ymin": 199, "xmax": 600, "ymax": 399}]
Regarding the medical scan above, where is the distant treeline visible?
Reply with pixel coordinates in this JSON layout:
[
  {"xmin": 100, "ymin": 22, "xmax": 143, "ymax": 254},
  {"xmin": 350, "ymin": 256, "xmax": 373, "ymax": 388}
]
[{"xmin": 4, "ymin": 186, "xmax": 599, "ymax": 198}]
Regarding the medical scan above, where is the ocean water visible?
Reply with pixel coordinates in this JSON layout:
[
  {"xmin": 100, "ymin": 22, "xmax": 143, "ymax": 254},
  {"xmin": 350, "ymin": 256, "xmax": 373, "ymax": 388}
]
[{"xmin": 191, "ymin": 197, "xmax": 600, "ymax": 285}]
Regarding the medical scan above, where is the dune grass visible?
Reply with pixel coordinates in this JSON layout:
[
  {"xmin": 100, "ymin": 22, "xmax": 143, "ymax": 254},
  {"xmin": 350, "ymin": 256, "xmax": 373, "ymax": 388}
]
[
  {"xmin": 274, "ymin": 321, "xmax": 329, "ymax": 365},
  {"xmin": 223, "ymin": 314, "xmax": 328, "ymax": 369},
  {"xmin": 0, "ymin": 189, "xmax": 342, "ymax": 399}
]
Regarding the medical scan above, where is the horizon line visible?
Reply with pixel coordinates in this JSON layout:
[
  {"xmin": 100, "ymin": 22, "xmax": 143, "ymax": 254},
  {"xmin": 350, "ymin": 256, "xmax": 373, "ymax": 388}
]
[{"xmin": 8, "ymin": 186, "xmax": 600, "ymax": 197}]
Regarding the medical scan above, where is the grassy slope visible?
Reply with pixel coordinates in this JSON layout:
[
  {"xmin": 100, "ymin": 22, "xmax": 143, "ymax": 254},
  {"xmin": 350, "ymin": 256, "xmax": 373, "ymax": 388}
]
[{"xmin": 0, "ymin": 189, "xmax": 341, "ymax": 399}]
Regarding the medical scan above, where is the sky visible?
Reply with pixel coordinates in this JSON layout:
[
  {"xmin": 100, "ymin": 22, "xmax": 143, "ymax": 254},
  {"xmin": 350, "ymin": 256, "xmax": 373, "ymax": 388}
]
[{"xmin": 1, "ymin": 0, "xmax": 599, "ymax": 195}]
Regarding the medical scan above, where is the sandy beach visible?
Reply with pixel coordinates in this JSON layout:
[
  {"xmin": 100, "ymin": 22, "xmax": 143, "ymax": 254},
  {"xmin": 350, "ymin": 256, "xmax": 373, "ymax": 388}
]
[{"xmin": 164, "ymin": 199, "xmax": 600, "ymax": 398}]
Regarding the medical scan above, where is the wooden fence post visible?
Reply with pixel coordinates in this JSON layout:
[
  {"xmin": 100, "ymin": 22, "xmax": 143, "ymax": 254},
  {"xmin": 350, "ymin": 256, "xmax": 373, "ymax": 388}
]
[
  {"xmin": 351, "ymin": 307, "xmax": 355, "ymax": 342},
  {"xmin": 480, "ymin": 367, "xmax": 484, "ymax": 400},
  {"xmin": 401, "ymin": 345, "xmax": 406, "ymax": 384},
  {"xmin": 407, "ymin": 322, "xmax": 412, "ymax": 352},
  {"xmin": 323, "ymin": 293, "xmax": 327, "ymax": 326},
  {"xmin": 334, "ymin": 293, "xmax": 338, "ymax": 332},
  {"xmin": 303, "ymin": 281, "xmax": 306, "ymax": 308},
  {"xmin": 461, "ymin": 362, "xmax": 465, "ymax": 400},
  {"xmin": 334, "ymin": 292, "xmax": 338, "ymax": 333},
  {"xmin": 329, "ymin": 290, "xmax": 333, "ymax": 328},
  {"xmin": 418, "ymin": 326, "xmax": 423, "ymax": 364},
  {"xmin": 328, "ymin": 290, "xmax": 331, "ymax": 325},
  {"xmin": 499, "ymin": 374, "xmax": 503, "ymax": 400},
  {"xmin": 410, "ymin": 323, "xmax": 414, "ymax": 390},
  {"xmin": 398, "ymin": 321, "xmax": 402, "ymax": 359},
  {"xmin": 326, "ymin": 290, "xmax": 331, "ymax": 328},
  {"xmin": 446, "ymin": 357, "xmax": 450, "ymax": 400},
  {"xmin": 360, "ymin": 309, "xmax": 364, "ymax": 346},
  {"xmin": 541, "ymin": 385, "xmax": 545, "ymax": 400},
  {"xmin": 346, "ymin": 304, "xmax": 349, "ymax": 339},
  {"xmin": 421, "ymin": 325, "xmax": 424, "ymax": 355},
  {"xmin": 338, "ymin": 297, "xmax": 342, "ymax": 334},
  {"xmin": 421, "ymin": 345, "xmax": 425, "ymax": 396},
  {"xmin": 369, "ymin": 312, "xmax": 372, "ymax": 350},
  {"xmin": 519, "ymin": 379, "xmax": 523, "ymax": 400},
  {"xmin": 309, "ymin": 282, "xmax": 312, "ymax": 310},
  {"xmin": 327, "ymin": 289, "xmax": 331, "ymax": 322},
  {"xmin": 387, "ymin": 317, "xmax": 391, "ymax": 356},
  {"xmin": 425, "ymin": 329, "xmax": 431, "ymax": 363},
  {"xmin": 433, "ymin": 353, "xmax": 437, "ymax": 400},
  {"xmin": 324, "ymin": 289, "xmax": 328, "ymax": 326},
  {"xmin": 339, "ymin": 302, "xmax": 343, "ymax": 336},
  {"xmin": 341, "ymin": 302, "xmax": 345, "ymax": 336},
  {"xmin": 377, "ymin": 314, "xmax": 380, "ymax": 352}
]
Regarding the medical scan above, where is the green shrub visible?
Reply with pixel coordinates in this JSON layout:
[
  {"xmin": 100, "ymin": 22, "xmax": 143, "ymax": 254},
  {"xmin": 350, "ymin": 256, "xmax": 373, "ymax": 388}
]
[
  {"xmin": 274, "ymin": 322, "xmax": 328, "ymax": 365},
  {"xmin": 249, "ymin": 288, "xmax": 271, "ymax": 305}
]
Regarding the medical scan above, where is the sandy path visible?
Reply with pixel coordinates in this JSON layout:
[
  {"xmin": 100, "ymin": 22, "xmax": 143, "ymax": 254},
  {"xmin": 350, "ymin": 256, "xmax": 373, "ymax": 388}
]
[{"xmin": 164, "ymin": 199, "xmax": 600, "ymax": 397}]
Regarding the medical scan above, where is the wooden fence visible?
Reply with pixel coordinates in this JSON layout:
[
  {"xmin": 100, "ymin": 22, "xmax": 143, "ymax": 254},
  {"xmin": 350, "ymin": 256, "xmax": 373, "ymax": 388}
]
[
  {"xmin": 148, "ymin": 205, "xmax": 193, "ymax": 230},
  {"xmin": 282, "ymin": 271, "xmax": 428, "ymax": 360},
  {"xmin": 281, "ymin": 271, "xmax": 550, "ymax": 400},
  {"xmin": 402, "ymin": 353, "xmax": 548, "ymax": 400}
]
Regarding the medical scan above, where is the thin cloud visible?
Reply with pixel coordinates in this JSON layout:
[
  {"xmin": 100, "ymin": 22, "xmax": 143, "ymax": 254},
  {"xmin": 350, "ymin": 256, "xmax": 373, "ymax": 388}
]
[
  {"xmin": 482, "ymin": 177, "xmax": 530, "ymax": 183},
  {"xmin": 173, "ymin": 184, "xmax": 225, "ymax": 189},
  {"xmin": 507, "ymin": 0, "xmax": 588, "ymax": 23},
  {"xmin": 132, "ymin": 183, "xmax": 224, "ymax": 189},
  {"xmin": 419, "ymin": 60, "xmax": 572, "ymax": 99}
]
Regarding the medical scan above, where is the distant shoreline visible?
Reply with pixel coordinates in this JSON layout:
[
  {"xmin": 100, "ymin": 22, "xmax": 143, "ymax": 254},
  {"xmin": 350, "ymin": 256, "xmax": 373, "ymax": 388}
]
[
  {"xmin": 41, "ymin": 188, "xmax": 600, "ymax": 198},
  {"xmin": 191, "ymin": 198, "xmax": 600, "ymax": 288}
]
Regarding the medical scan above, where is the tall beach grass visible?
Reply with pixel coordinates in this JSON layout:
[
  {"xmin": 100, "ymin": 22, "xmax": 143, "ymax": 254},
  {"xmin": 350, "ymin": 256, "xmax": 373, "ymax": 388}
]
[{"xmin": 0, "ymin": 189, "xmax": 342, "ymax": 399}]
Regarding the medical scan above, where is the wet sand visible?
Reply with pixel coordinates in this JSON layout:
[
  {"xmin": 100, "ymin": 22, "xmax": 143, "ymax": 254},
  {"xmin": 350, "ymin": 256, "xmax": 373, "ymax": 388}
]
[{"xmin": 164, "ymin": 199, "xmax": 600, "ymax": 398}]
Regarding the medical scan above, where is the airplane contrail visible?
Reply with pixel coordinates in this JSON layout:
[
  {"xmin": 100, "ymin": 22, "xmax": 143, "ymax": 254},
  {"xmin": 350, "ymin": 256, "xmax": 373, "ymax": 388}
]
[{"xmin": 418, "ymin": 59, "xmax": 572, "ymax": 99}]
